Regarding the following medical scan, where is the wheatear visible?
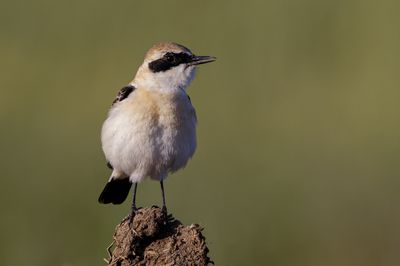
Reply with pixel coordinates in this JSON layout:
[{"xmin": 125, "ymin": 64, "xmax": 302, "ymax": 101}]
[{"xmin": 98, "ymin": 42, "xmax": 215, "ymax": 214}]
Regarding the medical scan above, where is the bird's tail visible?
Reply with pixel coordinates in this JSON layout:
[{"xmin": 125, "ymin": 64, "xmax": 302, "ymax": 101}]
[{"xmin": 98, "ymin": 178, "xmax": 132, "ymax": 204}]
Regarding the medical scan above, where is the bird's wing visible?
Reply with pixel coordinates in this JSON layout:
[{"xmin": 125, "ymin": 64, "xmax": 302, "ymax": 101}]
[
  {"xmin": 186, "ymin": 93, "xmax": 197, "ymax": 123},
  {"xmin": 104, "ymin": 85, "xmax": 135, "ymax": 173},
  {"xmin": 112, "ymin": 85, "xmax": 136, "ymax": 105}
]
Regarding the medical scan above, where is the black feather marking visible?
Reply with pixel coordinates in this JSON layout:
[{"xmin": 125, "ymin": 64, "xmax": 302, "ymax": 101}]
[
  {"xmin": 112, "ymin": 85, "xmax": 135, "ymax": 105},
  {"xmin": 149, "ymin": 52, "xmax": 193, "ymax": 73},
  {"xmin": 98, "ymin": 178, "xmax": 132, "ymax": 204}
]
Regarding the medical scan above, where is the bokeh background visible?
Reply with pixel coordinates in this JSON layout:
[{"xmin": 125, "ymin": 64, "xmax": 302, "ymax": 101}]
[{"xmin": 1, "ymin": 0, "xmax": 400, "ymax": 265}]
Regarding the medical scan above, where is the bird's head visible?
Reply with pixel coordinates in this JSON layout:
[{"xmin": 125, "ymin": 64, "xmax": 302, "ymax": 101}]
[{"xmin": 132, "ymin": 42, "xmax": 216, "ymax": 92}]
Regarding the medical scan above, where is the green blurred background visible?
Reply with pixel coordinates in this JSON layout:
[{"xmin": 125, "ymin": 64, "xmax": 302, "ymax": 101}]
[{"xmin": 1, "ymin": 0, "xmax": 400, "ymax": 265}]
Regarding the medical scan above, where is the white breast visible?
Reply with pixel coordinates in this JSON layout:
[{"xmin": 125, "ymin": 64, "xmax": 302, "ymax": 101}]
[{"xmin": 101, "ymin": 88, "xmax": 197, "ymax": 183}]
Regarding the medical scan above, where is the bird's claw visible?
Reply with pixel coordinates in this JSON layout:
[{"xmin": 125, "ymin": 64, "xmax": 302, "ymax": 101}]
[
  {"xmin": 122, "ymin": 208, "xmax": 138, "ymax": 224},
  {"xmin": 161, "ymin": 205, "xmax": 168, "ymax": 215}
]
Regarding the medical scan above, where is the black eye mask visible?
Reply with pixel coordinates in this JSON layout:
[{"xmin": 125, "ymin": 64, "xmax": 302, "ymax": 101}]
[{"xmin": 148, "ymin": 52, "xmax": 193, "ymax": 73}]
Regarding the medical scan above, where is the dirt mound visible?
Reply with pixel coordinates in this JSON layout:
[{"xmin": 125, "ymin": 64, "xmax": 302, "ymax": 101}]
[{"xmin": 105, "ymin": 206, "xmax": 212, "ymax": 266}]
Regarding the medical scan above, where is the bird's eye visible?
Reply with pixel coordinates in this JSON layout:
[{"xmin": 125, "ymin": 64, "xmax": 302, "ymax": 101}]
[{"xmin": 165, "ymin": 53, "xmax": 175, "ymax": 63}]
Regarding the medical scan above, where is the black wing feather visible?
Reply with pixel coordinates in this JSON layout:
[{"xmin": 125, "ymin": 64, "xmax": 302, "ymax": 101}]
[{"xmin": 112, "ymin": 85, "xmax": 136, "ymax": 105}]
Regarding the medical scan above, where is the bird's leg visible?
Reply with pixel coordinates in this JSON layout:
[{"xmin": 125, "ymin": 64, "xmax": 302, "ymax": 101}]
[
  {"xmin": 160, "ymin": 180, "xmax": 167, "ymax": 214},
  {"xmin": 132, "ymin": 182, "xmax": 138, "ymax": 212},
  {"xmin": 123, "ymin": 183, "xmax": 138, "ymax": 224}
]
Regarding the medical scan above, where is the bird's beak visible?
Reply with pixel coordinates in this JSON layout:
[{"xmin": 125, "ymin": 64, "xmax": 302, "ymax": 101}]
[{"xmin": 188, "ymin": 55, "xmax": 216, "ymax": 66}]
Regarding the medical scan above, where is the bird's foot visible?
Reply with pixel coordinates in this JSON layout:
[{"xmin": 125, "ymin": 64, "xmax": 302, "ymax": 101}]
[
  {"xmin": 122, "ymin": 207, "xmax": 138, "ymax": 224},
  {"xmin": 161, "ymin": 205, "xmax": 168, "ymax": 215}
]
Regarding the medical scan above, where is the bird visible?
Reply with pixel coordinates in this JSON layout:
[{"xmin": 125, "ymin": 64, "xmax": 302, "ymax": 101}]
[{"xmin": 98, "ymin": 42, "xmax": 216, "ymax": 215}]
